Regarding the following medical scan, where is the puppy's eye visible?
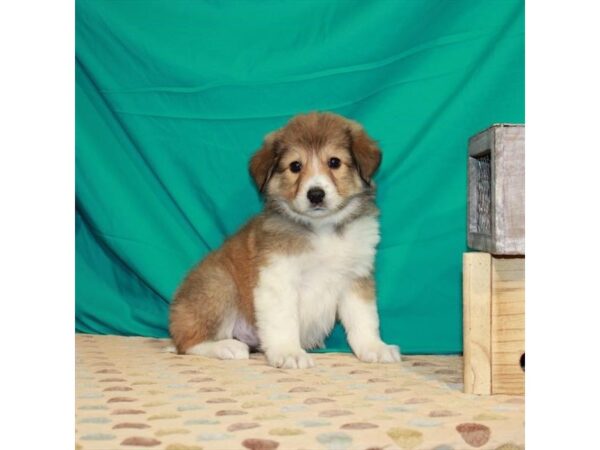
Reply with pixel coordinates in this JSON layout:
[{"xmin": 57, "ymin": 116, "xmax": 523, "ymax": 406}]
[
  {"xmin": 289, "ymin": 161, "xmax": 302, "ymax": 173},
  {"xmin": 328, "ymin": 157, "xmax": 341, "ymax": 169}
]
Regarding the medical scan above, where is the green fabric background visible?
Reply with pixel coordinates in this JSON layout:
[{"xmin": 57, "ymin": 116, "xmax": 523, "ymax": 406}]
[{"xmin": 76, "ymin": 0, "xmax": 524, "ymax": 353}]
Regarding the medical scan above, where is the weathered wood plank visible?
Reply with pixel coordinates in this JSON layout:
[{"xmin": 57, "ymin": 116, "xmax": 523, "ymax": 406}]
[{"xmin": 468, "ymin": 124, "xmax": 525, "ymax": 255}]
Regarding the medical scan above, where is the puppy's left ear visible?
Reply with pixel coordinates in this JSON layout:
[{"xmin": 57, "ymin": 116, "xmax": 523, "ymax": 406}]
[
  {"xmin": 346, "ymin": 121, "xmax": 382, "ymax": 186},
  {"xmin": 249, "ymin": 131, "xmax": 281, "ymax": 193}
]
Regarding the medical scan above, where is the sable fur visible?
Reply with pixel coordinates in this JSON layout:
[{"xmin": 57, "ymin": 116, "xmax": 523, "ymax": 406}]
[
  {"xmin": 169, "ymin": 112, "xmax": 399, "ymax": 367},
  {"xmin": 170, "ymin": 214, "xmax": 310, "ymax": 353}
]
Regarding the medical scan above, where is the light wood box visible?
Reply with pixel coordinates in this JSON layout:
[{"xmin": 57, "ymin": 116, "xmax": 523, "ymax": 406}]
[
  {"xmin": 468, "ymin": 124, "xmax": 524, "ymax": 255},
  {"xmin": 463, "ymin": 252, "xmax": 524, "ymax": 395}
]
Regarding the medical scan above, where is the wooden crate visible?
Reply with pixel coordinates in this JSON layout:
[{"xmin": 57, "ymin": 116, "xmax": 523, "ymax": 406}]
[
  {"xmin": 463, "ymin": 252, "xmax": 525, "ymax": 395},
  {"xmin": 468, "ymin": 124, "xmax": 525, "ymax": 255}
]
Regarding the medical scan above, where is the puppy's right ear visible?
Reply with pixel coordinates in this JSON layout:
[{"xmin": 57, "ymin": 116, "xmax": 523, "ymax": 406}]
[{"xmin": 249, "ymin": 131, "xmax": 281, "ymax": 193}]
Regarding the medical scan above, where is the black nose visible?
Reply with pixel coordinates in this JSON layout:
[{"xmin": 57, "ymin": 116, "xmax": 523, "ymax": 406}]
[{"xmin": 307, "ymin": 187, "xmax": 325, "ymax": 205}]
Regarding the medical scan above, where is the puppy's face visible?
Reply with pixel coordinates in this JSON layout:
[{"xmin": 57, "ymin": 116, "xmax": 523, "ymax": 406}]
[{"xmin": 250, "ymin": 113, "xmax": 381, "ymax": 221}]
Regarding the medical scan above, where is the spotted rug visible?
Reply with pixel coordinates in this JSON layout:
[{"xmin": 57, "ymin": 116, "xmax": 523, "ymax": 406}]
[{"xmin": 76, "ymin": 334, "xmax": 524, "ymax": 450}]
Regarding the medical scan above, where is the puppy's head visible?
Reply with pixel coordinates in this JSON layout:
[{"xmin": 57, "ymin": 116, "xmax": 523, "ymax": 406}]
[{"xmin": 249, "ymin": 112, "xmax": 381, "ymax": 221}]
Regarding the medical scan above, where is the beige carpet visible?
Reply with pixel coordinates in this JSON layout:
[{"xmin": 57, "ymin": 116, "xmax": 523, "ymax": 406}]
[{"xmin": 76, "ymin": 334, "xmax": 524, "ymax": 450}]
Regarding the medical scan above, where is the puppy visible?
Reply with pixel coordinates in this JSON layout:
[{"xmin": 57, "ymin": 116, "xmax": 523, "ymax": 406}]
[{"xmin": 169, "ymin": 112, "xmax": 400, "ymax": 368}]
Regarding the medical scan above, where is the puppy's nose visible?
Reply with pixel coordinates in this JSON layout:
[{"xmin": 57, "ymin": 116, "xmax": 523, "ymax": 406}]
[{"xmin": 307, "ymin": 187, "xmax": 326, "ymax": 205}]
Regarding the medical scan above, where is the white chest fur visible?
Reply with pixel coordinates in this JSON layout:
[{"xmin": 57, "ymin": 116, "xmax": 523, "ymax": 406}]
[{"xmin": 253, "ymin": 215, "xmax": 380, "ymax": 351}]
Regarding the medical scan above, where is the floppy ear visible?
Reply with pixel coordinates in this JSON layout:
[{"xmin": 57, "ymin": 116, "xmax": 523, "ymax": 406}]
[
  {"xmin": 346, "ymin": 122, "xmax": 382, "ymax": 185},
  {"xmin": 249, "ymin": 132, "xmax": 281, "ymax": 193}
]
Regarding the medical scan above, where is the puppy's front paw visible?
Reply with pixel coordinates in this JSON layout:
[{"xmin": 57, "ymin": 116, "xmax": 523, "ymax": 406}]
[
  {"xmin": 355, "ymin": 342, "xmax": 401, "ymax": 364},
  {"xmin": 267, "ymin": 349, "xmax": 315, "ymax": 369}
]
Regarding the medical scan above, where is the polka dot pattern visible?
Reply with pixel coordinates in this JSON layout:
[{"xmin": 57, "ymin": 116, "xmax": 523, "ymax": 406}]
[{"xmin": 76, "ymin": 335, "xmax": 524, "ymax": 449}]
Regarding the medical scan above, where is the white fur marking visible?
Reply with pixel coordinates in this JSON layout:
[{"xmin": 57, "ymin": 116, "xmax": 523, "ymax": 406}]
[
  {"xmin": 269, "ymin": 349, "xmax": 315, "ymax": 369},
  {"xmin": 253, "ymin": 214, "xmax": 382, "ymax": 367},
  {"xmin": 338, "ymin": 289, "xmax": 401, "ymax": 364},
  {"xmin": 293, "ymin": 173, "xmax": 343, "ymax": 214},
  {"xmin": 185, "ymin": 339, "xmax": 250, "ymax": 360},
  {"xmin": 252, "ymin": 256, "xmax": 309, "ymax": 368},
  {"xmin": 276, "ymin": 196, "xmax": 367, "ymax": 231}
]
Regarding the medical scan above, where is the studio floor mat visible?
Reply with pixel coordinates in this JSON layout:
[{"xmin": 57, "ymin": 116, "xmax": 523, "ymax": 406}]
[{"xmin": 76, "ymin": 334, "xmax": 524, "ymax": 449}]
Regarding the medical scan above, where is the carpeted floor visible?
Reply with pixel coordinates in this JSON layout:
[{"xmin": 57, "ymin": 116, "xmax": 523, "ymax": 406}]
[{"xmin": 76, "ymin": 334, "xmax": 524, "ymax": 450}]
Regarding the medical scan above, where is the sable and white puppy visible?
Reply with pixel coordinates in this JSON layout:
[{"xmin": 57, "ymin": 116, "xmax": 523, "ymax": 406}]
[{"xmin": 169, "ymin": 112, "xmax": 400, "ymax": 369}]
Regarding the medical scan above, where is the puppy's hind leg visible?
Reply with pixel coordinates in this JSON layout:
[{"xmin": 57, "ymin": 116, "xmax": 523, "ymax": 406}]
[
  {"xmin": 169, "ymin": 257, "xmax": 249, "ymax": 360},
  {"xmin": 185, "ymin": 339, "xmax": 249, "ymax": 360}
]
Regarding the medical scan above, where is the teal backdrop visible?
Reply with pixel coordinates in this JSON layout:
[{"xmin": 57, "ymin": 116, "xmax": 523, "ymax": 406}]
[{"xmin": 76, "ymin": 0, "xmax": 524, "ymax": 353}]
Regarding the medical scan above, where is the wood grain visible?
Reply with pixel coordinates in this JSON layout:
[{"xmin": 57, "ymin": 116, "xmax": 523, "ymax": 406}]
[
  {"xmin": 491, "ymin": 256, "xmax": 525, "ymax": 394},
  {"xmin": 468, "ymin": 124, "xmax": 525, "ymax": 255},
  {"xmin": 463, "ymin": 252, "xmax": 492, "ymax": 395}
]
